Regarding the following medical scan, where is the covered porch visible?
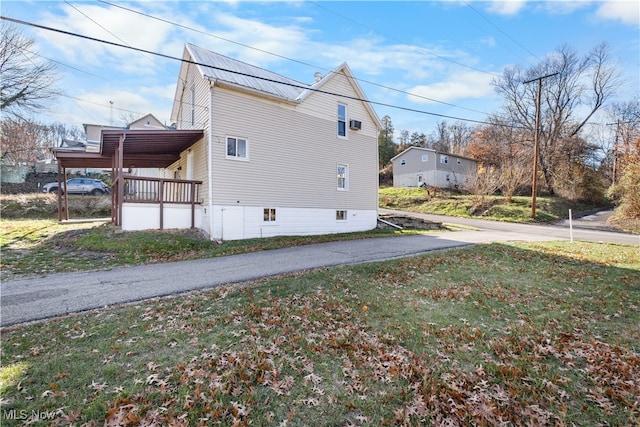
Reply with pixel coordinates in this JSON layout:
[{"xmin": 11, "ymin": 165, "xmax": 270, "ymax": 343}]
[{"xmin": 52, "ymin": 129, "xmax": 204, "ymax": 230}]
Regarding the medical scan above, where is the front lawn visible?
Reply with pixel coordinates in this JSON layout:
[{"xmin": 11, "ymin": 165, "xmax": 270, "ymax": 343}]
[
  {"xmin": 0, "ymin": 219, "xmax": 405, "ymax": 280},
  {"xmin": 1, "ymin": 241, "xmax": 638, "ymax": 425}
]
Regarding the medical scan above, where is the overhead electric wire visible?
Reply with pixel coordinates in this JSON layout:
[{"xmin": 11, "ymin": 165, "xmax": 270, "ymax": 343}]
[
  {"xmin": 97, "ymin": 0, "xmax": 490, "ymax": 116},
  {"xmin": 1, "ymin": 15, "xmax": 524, "ymax": 129},
  {"xmin": 462, "ymin": 1, "xmax": 542, "ymax": 62},
  {"xmin": 64, "ymin": 0, "xmax": 156, "ymax": 65},
  {"xmin": 310, "ymin": 1, "xmax": 503, "ymax": 79}
]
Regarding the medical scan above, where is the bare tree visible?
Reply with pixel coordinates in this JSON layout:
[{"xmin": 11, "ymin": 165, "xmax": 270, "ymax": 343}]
[
  {"xmin": 428, "ymin": 121, "xmax": 451, "ymax": 152},
  {"xmin": 1, "ymin": 21, "xmax": 59, "ymax": 120},
  {"xmin": 0, "ymin": 119, "xmax": 51, "ymax": 164},
  {"xmin": 465, "ymin": 118, "xmax": 530, "ymax": 203},
  {"xmin": 492, "ymin": 43, "xmax": 621, "ymax": 195}
]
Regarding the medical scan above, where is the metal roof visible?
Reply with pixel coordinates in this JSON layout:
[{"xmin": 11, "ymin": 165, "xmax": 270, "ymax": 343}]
[
  {"xmin": 53, "ymin": 129, "xmax": 204, "ymax": 169},
  {"xmin": 186, "ymin": 43, "xmax": 309, "ymax": 101}
]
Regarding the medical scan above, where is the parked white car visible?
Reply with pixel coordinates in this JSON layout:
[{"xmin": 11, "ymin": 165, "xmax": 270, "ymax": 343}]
[{"xmin": 42, "ymin": 178, "xmax": 110, "ymax": 195}]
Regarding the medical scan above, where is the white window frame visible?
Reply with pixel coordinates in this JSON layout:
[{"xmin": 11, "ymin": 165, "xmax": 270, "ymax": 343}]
[
  {"xmin": 421, "ymin": 154, "xmax": 429, "ymax": 162},
  {"xmin": 337, "ymin": 164, "xmax": 348, "ymax": 191},
  {"xmin": 336, "ymin": 210, "xmax": 347, "ymax": 221},
  {"xmin": 337, "ymin": 103, "xmax": 347, "ymax": 138},
  {"xmin": 400, "ymin": 159, "xmax": 406, "ymax": 165},
  {"xmin": 226, "ymin": 136, "xmax": 249, "ymax": 160},
  {"xmin": 440, "ymin": 155, "xmax": 449, "ymax": 164},
  {"xmin": 263, "ymin": 208, "xmax": 277, "ymax": 223}
]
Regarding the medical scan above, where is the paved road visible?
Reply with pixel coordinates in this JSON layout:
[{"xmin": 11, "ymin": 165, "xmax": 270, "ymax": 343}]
[{"xmin": 2, "ymin": 212, "xmax": 638, "ymax": 327}]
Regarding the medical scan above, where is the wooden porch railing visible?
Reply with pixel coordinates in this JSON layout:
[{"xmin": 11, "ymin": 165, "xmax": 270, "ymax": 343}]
[{"xmin": 113, "ymin": 176, "xmax": 202, "ymax": 229}]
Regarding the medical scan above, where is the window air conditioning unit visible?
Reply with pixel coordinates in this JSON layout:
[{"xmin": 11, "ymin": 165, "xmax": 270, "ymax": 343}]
[{"xmin": 349, "ymin": 120, "xmax": 362, "ymax": 130}]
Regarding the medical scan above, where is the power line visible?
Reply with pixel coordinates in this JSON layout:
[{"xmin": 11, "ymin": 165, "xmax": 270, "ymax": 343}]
[
  {"xmin": 64, "ymin": 1, "xmax": 157, "ymax": 66},
  {"xmin": 310, "ymin": 1, "xmax": 502, "ymax": 78},
  {"xmin": 1, "ymin": 15, "xmax": 521, "ymax": 129},
  {"xmin": 98, "ymin": 0, "xmax": 491, "ymax": 116},
  {"xmin": 463, "ymin": 1, "xmax": 541, "ymax": 62}
]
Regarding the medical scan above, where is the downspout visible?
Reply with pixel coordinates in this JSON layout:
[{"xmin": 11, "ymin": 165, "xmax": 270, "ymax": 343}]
[{"xmin": 207, "ymin": 79, "xmax": 215, "ymax": 240}]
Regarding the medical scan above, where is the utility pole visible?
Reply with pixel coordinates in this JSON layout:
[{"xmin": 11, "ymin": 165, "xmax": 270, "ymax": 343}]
[
  {"xmin": 612, "ymin": 120, "xmax": 620, "ymax": 185},
  {"xmin": 523, "ymin": 72, "xmax": 558, "ymax": 218}
]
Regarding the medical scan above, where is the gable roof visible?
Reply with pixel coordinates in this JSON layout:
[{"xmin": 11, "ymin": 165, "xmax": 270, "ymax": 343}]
[
  {"xmin": 391, "ymin": 146, "xmax": 478, "ymax": 163},
  {"xmin": 172, "ymin": 43, "xmax": 381, "ymax": 129},
  {"xmin": 186, "ymin": 43, "xmax": 307, "ymax": 102},
  {"xmin": 128, "ymin": 113, "xmax": 166, "ymax": 130}
]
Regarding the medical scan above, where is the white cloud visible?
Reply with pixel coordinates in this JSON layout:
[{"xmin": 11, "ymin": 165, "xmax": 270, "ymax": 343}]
[
  {"xmin": 485, "ymin": 0, "xmax": 528, "ymax": 16},
  {"xmin": 406, "ymin": 71, "xmax": 495, "ymax": 104},
  {"xmin": 38, "ymin": 3, "xmax": 177, "ymax": 72},
  {"xmin": 595, "ymin": 0, "xmax": 640, "ymax": 26},
  {"xmin": 210, "ymin": 13, "xmax": 312, "ymax": 65}
]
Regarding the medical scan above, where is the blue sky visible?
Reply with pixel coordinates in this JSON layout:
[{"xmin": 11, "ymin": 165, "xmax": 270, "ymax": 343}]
[{"xmin": 2, "ymin": 0, "xmax": 639, "ymax": 139}]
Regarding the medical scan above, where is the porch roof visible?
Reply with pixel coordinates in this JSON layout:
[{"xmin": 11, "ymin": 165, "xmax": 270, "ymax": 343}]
[{"xmin": 53, "ymin": 129, "xmax": 204, "ymax": 169}]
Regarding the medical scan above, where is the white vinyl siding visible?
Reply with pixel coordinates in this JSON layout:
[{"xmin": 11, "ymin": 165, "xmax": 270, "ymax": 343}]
[
  {"xmin": 171, "ymin": 54, "xmax": 210, "ymax": 207},
  {"xmin": 208, "ymin": 82, "xmax": 377, "ymax": 211}
]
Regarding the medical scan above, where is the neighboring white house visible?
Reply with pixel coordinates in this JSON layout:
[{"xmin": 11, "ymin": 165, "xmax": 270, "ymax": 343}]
[
  {"xmin": 391, "ymin": 147, "xmax": 478, "ymax": 189},
  {"xmin": 83, "ymin": 114, "xmax": 167, "ymax": 178},
  {"xmin": 121, "ymin": 43, "xmax": 382, "ymax": 240}
]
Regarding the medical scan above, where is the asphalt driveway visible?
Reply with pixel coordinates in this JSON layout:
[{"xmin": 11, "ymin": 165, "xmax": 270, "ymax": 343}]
[{"xmin": 2, "ymin": 212, "xmax": 637, "ymax": 327}]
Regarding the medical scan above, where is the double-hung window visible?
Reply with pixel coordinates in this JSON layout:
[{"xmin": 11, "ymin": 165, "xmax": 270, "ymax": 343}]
[
  {"xmin": 337, "ymin": 164, "xmax": 348, "ymax": 190},
  {"xmin": 337, "ymin": 104, "xmax": 347, "ymax": 138},
  {"xmin": 440, "ymin": 155, "xmax": 449, "ymax": 164},
  {"xmin": 226, "ymin": 136, "xmax": 248, "ymax": 160}
]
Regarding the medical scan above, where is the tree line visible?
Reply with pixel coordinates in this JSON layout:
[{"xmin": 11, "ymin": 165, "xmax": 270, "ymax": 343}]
[{"xmin": 378, "ymin": 43, "xmax": 639, "ymax": 220}]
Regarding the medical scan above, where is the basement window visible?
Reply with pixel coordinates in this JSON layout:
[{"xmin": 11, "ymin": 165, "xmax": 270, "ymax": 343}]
[
  {"xmin": 263, "ymin": 208, "xmax": 276, "ymax": 222},
  {"xmin": 336, "ymin": 210, "xmax": 347, "ymax": 220}
]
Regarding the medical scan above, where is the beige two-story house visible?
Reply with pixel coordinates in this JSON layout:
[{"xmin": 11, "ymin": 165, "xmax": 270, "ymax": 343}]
[{"xmin": 146, "ymin": 43, "xmax": 382, "ymax": 240}]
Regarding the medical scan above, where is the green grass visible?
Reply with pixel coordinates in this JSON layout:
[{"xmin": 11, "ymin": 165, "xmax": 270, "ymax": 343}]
[
  {"xmin": 0, "ymin": 219, "xmax": 409, "ymax": 280},
  {"xmin": 1, "ymin": 241, "xmax": 638, "ymax": 425},
  {"xmin": 379, "ymin": 187, "xmax": 603, "ymax": 223}
]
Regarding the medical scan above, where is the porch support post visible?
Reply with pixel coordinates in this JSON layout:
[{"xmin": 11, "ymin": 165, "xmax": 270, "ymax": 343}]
[
  {"xmin": 117, "ymin": 134, "xmax": 125, "ymax": 227},
  {"xmin": 111, "ymin": 153, "xmax": 117, "ymax": 224},
  {"xmin": 190, "ymin": 182, "xmax": 196, "ymax": 229},
  {"xmin": 57, "ymin": 161, "xmax": 63, "ymax": 221},
  {"xmin": 159, "ymin": 179, "xmax": 164, "ymax": 230},
  {"xmin": 63, "ymin": 166, "xmax": 69, "ymax": 221}
]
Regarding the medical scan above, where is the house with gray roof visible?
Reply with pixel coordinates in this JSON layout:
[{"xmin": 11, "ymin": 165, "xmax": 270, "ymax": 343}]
[
  {"xmin": 118, "ymin": 43, "xmax": 381, "ymax": 240},
  {"xmin": 391, "ymin": 147, "xmax": 477, "ymax": 190}
]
